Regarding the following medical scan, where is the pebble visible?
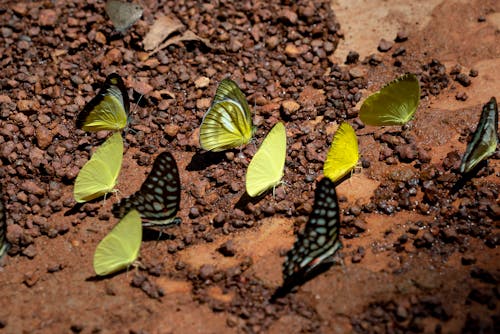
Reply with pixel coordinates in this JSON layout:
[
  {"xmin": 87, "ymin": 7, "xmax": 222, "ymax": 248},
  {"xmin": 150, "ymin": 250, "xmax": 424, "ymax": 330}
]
[
  {"xmin": 217, "ymin": 240, "xmax": 236, "ymax": 257},
  {"xmin": 35, "ymin": 126, "xmax": 53, "ymax": 149},
  {"xmin": 194, "ymin": 76, "xmax": 210, "ymax": 88},
  {"xmin": 21, "ymin": 181, "xmax": 45, "ymax": 196},
  {"xmin": 22, "ymin": 244, "xmax": 37, "ymax": 258},
  {"xmin": 199, "ymin": 264, "xmax": 215, "ymax": 280},
  {"xmin": 455, "ymin": 73, "xmax": 471, "ymax": 87},
  {"xmin": 395, "ymin": 31, "xmax": 408, "ymax": 42},
  {"xmin": 281, "ymin": 100, "xmax": 300, "ymax": 114},
  {"xmin": 348, "ymin": 67, "xmax": 365, "ymax": 79},
  {"xmin": 39, "ymin": 9, "xmax": 57, "ymax": 27},
  {"xmin": 377, "ymin": 38, "xmax": 393, "ymax": 52},
  {"xmin": 345, "ymin": 51, "xmax": 359, "ymax": 64}
]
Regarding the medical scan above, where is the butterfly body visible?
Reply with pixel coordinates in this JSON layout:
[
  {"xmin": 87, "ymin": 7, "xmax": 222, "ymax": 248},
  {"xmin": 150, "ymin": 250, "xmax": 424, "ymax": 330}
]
[
  {"xmin": 246, "ymin": 122, "xmax": 287, "ymax": 197},
  {"xmin": 360, "ymin": 73, "xmax": 420, "ymax": 126},
  {"xmin": 281, "ymin": 177, "xmax": 341, "ymax": 290},
  {"xmin": 460, "ymin": 97, "xmax": 499, "ymax": 173},
  {"xmin": 93, "ymin": 209, "xmax": 142, "ymax": 276},
  {"xmin": 74, "ymin": 132, "xmax": 123, "ymax": 203},
  {"xmin": 324, "ymin": 122, "xmax": 359, "ymax": 183},
  {"xmin": 112, "ymin": 152, "xmax": 181, "ymax": 227},
  {"xmin": 199, "ymin": 79, "xmax": 255, "ymax": 152},
  {"xmin": 76, "ymin": 73, "xmax": 129, "ymax": 132}
]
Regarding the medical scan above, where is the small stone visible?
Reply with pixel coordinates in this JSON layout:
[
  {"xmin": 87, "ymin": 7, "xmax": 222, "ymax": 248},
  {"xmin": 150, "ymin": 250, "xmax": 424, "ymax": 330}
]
[
  {"xmin": 105, "ymin": 48, "xmax": 122, "ymax": 64},
  {"xmin": 395, "ymin": 305, "xmax": 408, "ymax": 320},
  {"xmin": 17, "ymin": 99, "xmax": 39, "ymax": 113},
  {"xmin": 196, "ymin": 97, "xmax": 211, "ymax": 110},
  {"xmin": 395, "ymin": 31, "xmax": 408, "ymax": 42},
  {"xmin": 132, "ymin": 80, "xmax": 153, "ymax": 95},
  {"xmin": 199, "ymin": 264, "xmax": 215, "ymax": 280},
  {"xmin": 279, "ymin": 9, "xmax": 298, "ymax": 24},
  {"xmin": 455, "ymin": 73, "xmax": 471, "ymax": 87},
  {"xmin": 345, "ymin": 51, "xmax": 359, "ymax": 64},
  {"xmin": 217, "ymin": 240, "xmax": 236, "ymax": 257},
  {"xmin": 94, "ymin": 32, "xmax": 106, "ymax": 44},
  {"xmin": 285, "ymin": 44, "xmax": 301, "ymax": 58},
  {"xmin": 377, "ymin": 38, "xmax": 393, "ymax": 52},
  {"xmin": 266, "ymin": 36, "xmax": 279, "ymax": 50},
  {"xmin": 396, "ymin": 144, "xmax": 418, "ymax": 162},
  {"xmin": 22, "ymin": 244, "xmax": 37, "ymax": 259},
  {"xmin": 39, "ymin": 9, "xmax": 57, "ymax": 27},
  {"xmin": 477, "ymin": 15, "xmax": 486, "ymax": 22},
  {"xmin": 469, "ymin": 69, "xmax": 478, "ymax": 77},
  {"xmin": 21, "ymin": 181, "xmax": 45, "ymax": 196},
  {"xmin": 392, "ymin": 47, "xmax": 406, "ymax": 57},
  {"xmin": 194, "ymin": 76, "xmax": 210, "ymax": 88},
  {"xmin": 281, "ymin": 100, "xmax": 300, "ymax": 114},
  {"xmin": 348, "ymin": 67, "xmax": 365, "ymax": 79},
  {"xmin": 461, "ymin": 255, "xmax": 476, "ymax": 265},
  {"xmin": 164, "ymin": 124, "xmax": 180, "ymax": 138}
]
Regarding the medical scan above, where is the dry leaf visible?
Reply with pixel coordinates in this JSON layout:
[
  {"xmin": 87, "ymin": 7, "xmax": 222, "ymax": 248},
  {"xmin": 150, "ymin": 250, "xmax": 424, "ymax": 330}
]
[{"xmin": 143, "ymin": 16, "xmax": 184, "ymax": 51}]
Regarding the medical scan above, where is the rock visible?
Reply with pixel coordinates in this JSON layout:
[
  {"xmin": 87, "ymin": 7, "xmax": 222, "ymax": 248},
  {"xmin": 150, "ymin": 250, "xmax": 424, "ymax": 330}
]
[
  {"xmin": 21, "ymin": 181, "xmax": 45, "ymax": 196},
  {"xmin": 377, "ymin": 38, "xmax": 393, "ymax": 52},
  {"xmin": 395, "ymin": 31, "xmax": 408, "ymax": 42},
  {"xmin": 164, "ymin": 124, "xmax": 180, "ymax": 138},
  {"xmin": 194, "ymin": 76, "xmax": 210, "ymax": 88},
  {"xmin": 39, "ymin": 9, "xmax": 57, "ymax": 27},
  {"xmin": 281, "ymin": 100, "xmax": 300, "ymax": 114},
  {"xmin": 455, "ymin": 73, "xmax": 471, "ymax": 87},
  {"xmin": 285, "ymin": 44, "xmax": 301, "ymax": 58},
  {"xmin": 36, "ymin": 125, "xmax": 53, "ymax": 149},
  {"xmin": 348, "ymin": 67, "xmax": 365, "ymax": 79},
  {"xmin": 217, "ymin": 240, "xmax": 236, "ymax": 257},
  {"xmin": 199, "ymin": 264, "xmax": 215, "ymax": 280},
  {"xmin": 345, "ymin": 51, "xmax": 359, "ymax": 64}
]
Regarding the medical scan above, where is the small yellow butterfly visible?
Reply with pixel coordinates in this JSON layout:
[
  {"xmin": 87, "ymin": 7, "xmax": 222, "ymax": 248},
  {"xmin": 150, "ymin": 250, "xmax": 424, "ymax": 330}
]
[
  {"xmin": 246, "ymin": 122, "xmax": 287, "ymax": 197},
  {"xmin": 93, "ymin": 209, "xmax": 142, "ymax": 276},
  {"xmin": 323, "ymin": 122, "xmax": 359, "ymax": 183},
  {"xmin": 73, "ymin": 132, "xmax": 123, "ymax": 203},
  {"xmin": 76, "ymin": 73, "xmax": 129, "ymax": 132},
  {"xmin": 360, "ymin": 73, "xmax": 420, "ymax": 126},
  {"xmin": 199, "ymin": 79, "xmax": 256, "ymax": 152}
]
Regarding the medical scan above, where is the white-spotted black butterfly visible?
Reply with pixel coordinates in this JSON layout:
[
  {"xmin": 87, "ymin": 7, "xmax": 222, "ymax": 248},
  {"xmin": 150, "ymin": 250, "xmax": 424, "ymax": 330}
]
[
  {"xmin": 0, "ymin": 184, "xmax": 9, "ymax": 259},
  {"xmin": 112, "ymin": 152, "xmax": 181, "ymax": 227},
  {"xmin": 279, "ymin": 177, "xmax": 341, "ymax": 293}
]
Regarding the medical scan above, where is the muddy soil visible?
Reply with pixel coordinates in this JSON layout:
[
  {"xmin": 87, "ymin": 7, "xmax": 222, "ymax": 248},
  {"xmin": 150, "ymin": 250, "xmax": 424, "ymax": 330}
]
[{"xmin": 0, "ymin": 0, "xmax": 498, "ymax": 333}]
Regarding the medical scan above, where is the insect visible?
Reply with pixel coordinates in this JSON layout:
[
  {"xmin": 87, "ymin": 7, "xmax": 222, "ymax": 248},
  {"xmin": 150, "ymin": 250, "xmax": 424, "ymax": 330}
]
[
  {"xmin": 460, "ymin": 97, "xmax": 498, "ymax": 174},
  {"xmin": 0, "ymin": 184, "xmax": 8, "ymax": 259},
  {"xmin": 245, "ymin": 122, "xmax": 286, "ymax": 197},
  {"xmin": 281, "ymin": 177, "xmax": 342, "ymax": 291},
  {"xmin": 359, "ymin": 73, "xmax": 420, "ymax": 126},
  {"xmin": 73, "ymin": 132, "xmax": 123, "ymax": 203},
  {"xmin": 76, "ymin": 73, "xmax": 129, "ymax": 132},
  {"xmin": 112, "ymin": 152, "xmax": 181, "ymax": 227},
  {"xmin": 199, "ymin": 79, "xmax": 256, "ymax": 152},
  {"xmin": 105, "ymin": 0, "xmax": 143, "ymax": 33},
  {"xmin": 93, "ymin": 209, "xmax": 142, "ymax": 276},
  {"xmin": 323, "ymin": 122, "xmax": 359, "ymax": 183}
]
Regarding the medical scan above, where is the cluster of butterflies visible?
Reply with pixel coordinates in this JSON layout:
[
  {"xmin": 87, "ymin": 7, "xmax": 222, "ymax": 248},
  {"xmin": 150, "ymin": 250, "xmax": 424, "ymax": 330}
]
[{"xmin": 59, "ymin": 70, "xmax": 500, "ymax": 292}]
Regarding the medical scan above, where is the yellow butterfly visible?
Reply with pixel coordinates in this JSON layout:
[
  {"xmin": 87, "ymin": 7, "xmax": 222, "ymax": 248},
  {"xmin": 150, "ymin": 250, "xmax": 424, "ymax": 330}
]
[
  {"xmin": 76, "ymin": 73, "xmax": 129, "ymax": 132},
  {"xmin": 73, "ymin": 132, "xmax": 123, "ymax": 203},
  {"xmin": 360, "ymin": 73, "xmax": 420, "ymax": 126},
  {"xmin": 323, "ymin": 123, "xmax": 359, "ymax": 183},
  {"xmin": 460, "ymin": 97, "xmax": 498, "ymax": 173},
  {"xmin": 199, "ymin": 79, "xmax": 256, "ymax": 151},
  {"xmin": 93, "ymin": 209, "xmax": 142, "ymax": 276},
  {"xmin": 246, "ymin": 122, "xmax": 286, "ymax": 197}
]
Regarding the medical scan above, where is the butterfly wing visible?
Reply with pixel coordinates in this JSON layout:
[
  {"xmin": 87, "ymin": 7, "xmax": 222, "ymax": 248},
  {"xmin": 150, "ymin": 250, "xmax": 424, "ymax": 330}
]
[
  {"xmin": 74, "ymin": 132, "xmax": 123, "ymax": 203},
  {"xmin": 105, "ymin": 0, "xmax": 144, "ymax": 33},
  {"xmin": 0, "ymin": 184, "xmax": 8, "ymax": 259},
  {"xmin": 199, "ymin": 79, "xmax": 254, "ymax": 151},
  {"xmin": 323, "ymin": 122, "xmax": 359, "ymax": 183},
  {"xmin": 360, "ymin": 73, "xmax": 420, "ymax": 126},
  {"xmin": 112, "ymin": 152, "xmax": 181, "ymax": 227},
  {"xmin": 460, "ymin": 97, "xmax": 499, "ymax": 173},
  {"xmin": 246, "ymin": 122, "xmax": 286, "ymax": 197},
  {"xmin": 93, "ymin": 209, "xmax": 142, "ymax": 276},
  {"xmin": 76, "ymin": 73, "xmax": 129, "ymax": 132},
  {"xmin": 282, "ymin": 177, "xmax": 341, "ymax": 289}
]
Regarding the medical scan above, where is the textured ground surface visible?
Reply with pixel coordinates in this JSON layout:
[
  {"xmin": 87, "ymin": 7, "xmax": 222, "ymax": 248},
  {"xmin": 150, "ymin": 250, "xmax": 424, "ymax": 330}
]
[{"xmin": 0, "ymin": 0, "xmax": 499, "ymax": 333}]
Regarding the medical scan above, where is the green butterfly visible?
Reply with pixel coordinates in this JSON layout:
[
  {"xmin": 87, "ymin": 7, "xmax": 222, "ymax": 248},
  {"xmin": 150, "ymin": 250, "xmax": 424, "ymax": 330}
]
[
  {"xmin": 76, "ymin": 73, "xmax": 129, "ymax": 132},
  {"xmin": 360, "ymin": 73, "xmax": 420, "ymax": 126},
  {"xmin": 93, "ymin": 209, "xmax": 142, "ymax": 276},
  {"xmin": 199, "ymin": 79, "xmax": 256, "ymax": 152},
  {"xmin": 460, "ymin": 97, "xmax": 498, "ymax": 174},
  {"xmin": 246, "ymin": 122, "xmax": 286, "ymax": 197},
  {"xmin": 73, "ymin": 132, "xmax": 123, "ymax": 203}
]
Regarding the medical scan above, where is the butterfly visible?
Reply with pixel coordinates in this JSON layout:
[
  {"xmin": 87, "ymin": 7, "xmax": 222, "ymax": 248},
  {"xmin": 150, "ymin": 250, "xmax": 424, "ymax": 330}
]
[
  {"xmin": 246, "ymin": 122, "xmax": 287, "ymax": 197},
  {"xmin": 460, "ymin": 97, "xmax": 498, "ymax": 174},
  {"xmin": 105, "ymin": 0, "xmax": 144, "ymax": 33},
  {"xmin": 199, "ymin": 79, "xmax": 256, "ymax": 152},
  {"xmin": 0, "ymin": 184, "xmax": 8, "ymax": 259},
  {"xmin": 281, "ymin": 177, "xmax": 341, "ymax": 291},
  {"xmin": 73, "ymin": 132, "xmax": 123, "ymax": 203},
  {"xmin": 93, "ymin": 209, "xmax": 142, "ymax": 276},
  {"xmin": 324, "ymin": 122, "xmax": 359, "ymax": 183},
  {"xmin": 76, "ymin": 73, "xmax": 129, "ymax": 132},
  {"xmin": 112, "ymin": 151, "xmax": 181, "ymax": 227},
  {"xmin": 359, "ymin": 73, "xmax": 420, "ymax": 126}
]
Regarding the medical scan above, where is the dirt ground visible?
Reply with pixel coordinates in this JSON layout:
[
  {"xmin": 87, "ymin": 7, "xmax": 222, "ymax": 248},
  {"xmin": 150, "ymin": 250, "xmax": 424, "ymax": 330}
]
[{"xmin": 0, "ymin": 0, "xmax": 499, "ymax": 333}]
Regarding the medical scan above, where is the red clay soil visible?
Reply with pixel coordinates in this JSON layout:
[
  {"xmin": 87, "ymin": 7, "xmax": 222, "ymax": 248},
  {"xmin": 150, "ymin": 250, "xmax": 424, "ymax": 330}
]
[{"xmin": 0, "ymin": 0, "xmax": 498, "ymax": 333}]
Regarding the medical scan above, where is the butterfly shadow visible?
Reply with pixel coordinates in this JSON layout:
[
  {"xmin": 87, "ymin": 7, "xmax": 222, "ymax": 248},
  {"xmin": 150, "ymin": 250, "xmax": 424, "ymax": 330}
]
[
  {"xmin": 270, "ymin": 256, "xmax": 343, "ymax": 302},
  {"xmin": 85, "ymin": 269, "xmax": 127, "ymax": 282},
  {"xmin": 234, "ymin": 191, "xmax": 268, "ymax": 209},
  {"xmin": 142, "ymin": 226, "xmax": 178, "ymax": 242},
  {"xmin": 64, "ymin": 193, "xmax": 119, "ymax": 217},
  {"xmin": 450, "ymin": 160, "xmax": 489, "ymax": 194},
  {"xmin": 187, "ymin": 151, "xmax": 228, "ymax": 171}
]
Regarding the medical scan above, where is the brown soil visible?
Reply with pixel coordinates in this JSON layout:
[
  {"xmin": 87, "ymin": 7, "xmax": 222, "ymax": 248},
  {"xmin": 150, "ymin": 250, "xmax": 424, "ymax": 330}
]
[{"xmin": 0, "ymin": 0, "xmax": 499, "ymax": 333}]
